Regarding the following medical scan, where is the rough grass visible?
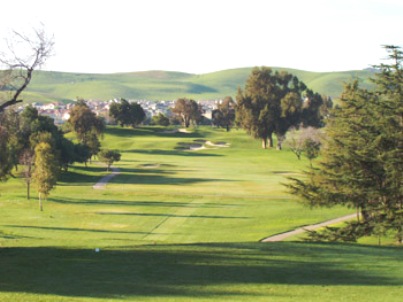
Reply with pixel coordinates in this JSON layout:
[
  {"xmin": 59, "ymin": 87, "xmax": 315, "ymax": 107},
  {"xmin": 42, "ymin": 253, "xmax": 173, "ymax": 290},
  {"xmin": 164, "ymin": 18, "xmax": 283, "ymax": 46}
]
[{"xmin": 0, "ymin": 126, "xmax": 401, "ymax": 301}]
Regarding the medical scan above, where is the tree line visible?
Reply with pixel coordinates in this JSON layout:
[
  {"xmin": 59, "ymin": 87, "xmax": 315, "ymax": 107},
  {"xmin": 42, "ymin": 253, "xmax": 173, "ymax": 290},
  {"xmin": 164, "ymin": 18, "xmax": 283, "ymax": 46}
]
[{"xmin": 0, "ymin": 100, "xmax": 123, "ymax": 209}]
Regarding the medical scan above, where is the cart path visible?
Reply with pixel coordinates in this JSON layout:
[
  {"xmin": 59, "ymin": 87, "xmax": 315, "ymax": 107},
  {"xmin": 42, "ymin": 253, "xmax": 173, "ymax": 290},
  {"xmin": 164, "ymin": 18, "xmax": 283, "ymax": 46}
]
[
  {"xmin": 92, "ymin": 166, "xmax": 120, "ymax": 189},
  {"xmin": 261, "ymin": 213, "xmax": 357, "ymax": 242}
]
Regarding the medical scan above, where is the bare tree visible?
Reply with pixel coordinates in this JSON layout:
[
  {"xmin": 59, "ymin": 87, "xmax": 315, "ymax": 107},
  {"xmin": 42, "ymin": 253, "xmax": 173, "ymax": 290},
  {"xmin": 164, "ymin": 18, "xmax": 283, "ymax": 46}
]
[
  {"xmin": 0, "ymin": 27, "xmax": 54, "ymax": 113},
  {"xmin": 285, "ymin": 126, "xmax": 322, "ymax": 160}
]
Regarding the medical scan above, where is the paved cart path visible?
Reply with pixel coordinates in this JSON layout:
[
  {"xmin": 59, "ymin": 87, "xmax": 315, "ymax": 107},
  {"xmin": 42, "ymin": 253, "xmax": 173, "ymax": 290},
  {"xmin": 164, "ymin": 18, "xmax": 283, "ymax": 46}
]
[
  {"xmin": 261, "ymin": 213, "xmax": 357, "ymax": 242},
  {"xmin": 92, "ymin": 166, "xmax": 120, "ymax": 189}
]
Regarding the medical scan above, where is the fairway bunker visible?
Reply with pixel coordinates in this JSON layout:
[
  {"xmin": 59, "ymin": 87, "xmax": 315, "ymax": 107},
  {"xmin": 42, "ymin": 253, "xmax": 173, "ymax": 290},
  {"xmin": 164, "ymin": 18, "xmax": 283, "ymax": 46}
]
[{"xmin": 188, "ymin": 140, "xmax": 230, "ymax": 151}]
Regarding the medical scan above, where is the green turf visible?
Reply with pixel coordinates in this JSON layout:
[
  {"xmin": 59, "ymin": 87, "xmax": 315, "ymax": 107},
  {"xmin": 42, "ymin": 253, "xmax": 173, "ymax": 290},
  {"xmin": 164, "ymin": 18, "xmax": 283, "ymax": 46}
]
[
  {"xmin": 0, "ymin": 242, "xmax": 402, "ymax": 302},
  {"xmin": 0, "ymin": 126, "xmax": 401, "ymax": 301}
]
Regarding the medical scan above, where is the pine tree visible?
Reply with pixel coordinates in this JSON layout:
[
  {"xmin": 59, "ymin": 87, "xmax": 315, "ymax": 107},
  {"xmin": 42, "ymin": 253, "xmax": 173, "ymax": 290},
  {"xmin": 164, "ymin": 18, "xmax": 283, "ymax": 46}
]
[{"xmin": 286, "ymin": 46, "xmax": 403, "ymax": 242}]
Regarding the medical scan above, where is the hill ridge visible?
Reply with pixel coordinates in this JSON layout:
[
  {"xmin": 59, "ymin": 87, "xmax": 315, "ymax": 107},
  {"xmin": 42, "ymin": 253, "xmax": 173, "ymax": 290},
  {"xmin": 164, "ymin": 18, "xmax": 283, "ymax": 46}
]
[{"xmin": 24, "ymin": 67, "xmax": 374, "ymax": 103}]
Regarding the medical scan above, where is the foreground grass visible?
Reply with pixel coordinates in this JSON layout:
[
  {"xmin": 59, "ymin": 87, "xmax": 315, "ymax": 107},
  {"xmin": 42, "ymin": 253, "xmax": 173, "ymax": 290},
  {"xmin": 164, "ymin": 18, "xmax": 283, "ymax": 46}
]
[
  {"xmin": 0, "ymin": 126, "xmax": 401, "ymax": 301},
  {"xmin": 0, "ymin": 242, "xmax": 402, "ymax": 302}
]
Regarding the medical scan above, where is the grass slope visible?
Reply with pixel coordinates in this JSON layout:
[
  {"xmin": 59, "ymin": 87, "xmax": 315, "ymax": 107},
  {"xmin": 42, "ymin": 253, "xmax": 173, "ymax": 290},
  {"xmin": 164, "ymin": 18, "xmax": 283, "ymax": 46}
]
[
  {"xmin": 0, "ymin": 126, "xmax": 401, "ymax": 301},
  {"xmin": 23, "ymin": 67, "xmax": 375, "ymax": 103}
]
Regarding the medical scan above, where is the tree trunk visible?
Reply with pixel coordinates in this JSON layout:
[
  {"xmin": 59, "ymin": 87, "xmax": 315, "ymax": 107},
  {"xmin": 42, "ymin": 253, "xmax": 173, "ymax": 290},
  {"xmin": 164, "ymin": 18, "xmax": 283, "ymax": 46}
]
[
  {"xmin": 276, "ymin": 140, "xmax": 283, "ymax": 150},
  {"xmin": 397, "ymin": 225, "xmax": 402, "ymax": 244},
  {"xmin": 27, "ymin": 182, "xmax": 31, "ymax": 200},
  {"xmin": 361, "ymin": 207, "xmax": 370, "ymax": 223},
  {"xmin": 268, "ymin": 135, "xmax": 274, "ymax": 148},
  {"xmin": 357, "ymin": 206, "xmax": 360, "ymax": 222},
  {"xmin": 39, "ymin": 193, "xmax": 43, "ymax": 211},
  {"xmin": 261, "ymin": 138, "xmax": 267, "ymax": 149}
]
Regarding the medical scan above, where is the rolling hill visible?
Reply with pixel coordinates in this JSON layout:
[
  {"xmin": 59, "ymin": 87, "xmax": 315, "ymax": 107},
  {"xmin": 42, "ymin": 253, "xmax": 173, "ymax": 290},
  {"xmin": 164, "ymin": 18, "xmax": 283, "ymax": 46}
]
[{"xmin": 23, "ymin": 67, "xmax": 375, "ymax": 103}]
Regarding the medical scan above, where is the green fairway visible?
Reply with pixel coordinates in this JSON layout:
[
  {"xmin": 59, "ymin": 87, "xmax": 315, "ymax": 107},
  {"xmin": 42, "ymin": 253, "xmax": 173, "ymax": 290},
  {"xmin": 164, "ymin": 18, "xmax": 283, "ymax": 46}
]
[{"xmin": 0, "ymin": 126, "xmax": 401, "ymax": 301}]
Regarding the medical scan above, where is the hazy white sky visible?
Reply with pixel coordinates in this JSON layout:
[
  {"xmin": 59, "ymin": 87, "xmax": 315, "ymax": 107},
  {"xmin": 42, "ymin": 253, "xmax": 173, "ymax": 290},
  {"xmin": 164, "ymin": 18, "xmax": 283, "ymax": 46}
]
[{"xmin": 1, "ymin": 0, "xmax": 402, "ymax": 74}]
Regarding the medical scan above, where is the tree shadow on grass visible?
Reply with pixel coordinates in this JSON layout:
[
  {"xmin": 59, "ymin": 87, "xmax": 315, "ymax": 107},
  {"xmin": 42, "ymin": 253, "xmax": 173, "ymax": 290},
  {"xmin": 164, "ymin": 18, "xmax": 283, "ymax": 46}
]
[
  {"xmin": 127, "ymin": 148, "xmax": 223, "ymax": 157},
  {"xmin": 4, "ymin": 225, "xmax": 149, "ymax": 236},
  {"xmin": 58, "ymin": 166, "xmax": 229, "ymax": 187},
  {"xmin": 106, "ymin": 126, "xmax": 206, "ymax": 139},
  {"xmin": 117, "ymin": 173, "xmax": 229, "ymax": 186},
  {"xmin": 48, "ymin": 197, "xmax": 242, "ymax": 209},
  {"xmin": 57, "ymin": 171, "xmax": 103, "ymax": 186},
  {"xmin": 0, "ymin": 242, "xmax": 401, "ymax": 299},
  {"xmin": 96, "ymin": 211, "xmax": 249, "ymax": 220}
]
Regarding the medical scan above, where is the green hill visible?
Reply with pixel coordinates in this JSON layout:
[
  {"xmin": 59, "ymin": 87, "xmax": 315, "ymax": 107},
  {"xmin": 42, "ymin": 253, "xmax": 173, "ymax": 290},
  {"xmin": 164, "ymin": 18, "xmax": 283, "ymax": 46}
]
[{"xmin": 24, "ymin": 67, "xmax": 375, "ymax": 103}]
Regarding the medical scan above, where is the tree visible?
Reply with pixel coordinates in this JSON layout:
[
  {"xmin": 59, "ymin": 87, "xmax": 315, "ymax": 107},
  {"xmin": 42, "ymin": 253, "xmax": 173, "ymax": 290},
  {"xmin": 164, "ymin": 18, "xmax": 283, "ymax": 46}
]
[
  {"xmin": 236, "ymin": 67, "xmax": 321, "ymax": 149},
  {"xmin": 68, "ymin": 100, "xmax": 104, "ymax": 144},
  {"xmin": 171, "ymin": 98, "xmax": 202, "ymax": 127},
  {"xmin": 303, "ymin": 138, "xmax": 321, "ymax": 167},
  {"xmin": 301, "ymin": 90, "xmax": 326, "ymax": 128},
  {"xmin": 58, "ymin": 135, "xmax": 76, "ymax": 172},
  {"xmin": 98, "ymin": 149, "xmax": 121, "ymax": 171},
  {"xmin": 286, "ymin": 46, "xmax": 403, "ymax": 242},
  {"xmin": 285, "ymin": 126, "xmax": 322, "ymax": 161},
  {"xmin": 19, "ymin": 149, "xmax": 34, "ymax": 200},
  {"xmin": 0, "ymin": 27, "xmax": 54, "ymax": 113},
  {"xmin": 73, "ymin": 143, "xmax": 91, "ymax": 165},
  {"xmin": 0, "ymin": 108, "xmax": 23, "ymax": 171},
  {"xmin": 129, "ymin": 102, "xmax": 146, "ymax": 127},
  {"xmin": 19, "ymin": 127, "xmax": 55, "ymax": 202},
  {"xmin": 0, "ymin": 125, "xmax": 13, "ymax": 181},
  {"xmin": 68, "ymin": 100, "xmax": 104, "ymax": 164},
  {"xmin": 32, "ymin": 142, "xmax": 58, "ymax": 211},
  {"xmin": 151, "ymin": 113, "xmax": 170, "ymax": 126},
  {"xmin": 212, "ymin": 96, "xmax": 236, "ymax": 131},
  {"xmin": 18, "ymin": 106, "xmax": 75, "ymax": 171},
  {"xmin": 109, "ymin": 98, "xmax": 146, "ymax": 127}
]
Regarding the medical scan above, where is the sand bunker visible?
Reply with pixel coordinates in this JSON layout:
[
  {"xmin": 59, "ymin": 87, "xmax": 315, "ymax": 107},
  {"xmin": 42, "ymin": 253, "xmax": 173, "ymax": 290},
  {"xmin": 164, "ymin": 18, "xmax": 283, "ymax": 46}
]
[
  {"xmin": 188, "ymin": 140, "xmax": 230, "ymax": 151},
  {"xmin": 139, "ymin": 163, "xmax": 161, "ymax": 169},
  {"xmin": 205, "ymin": 141, "xmax": 230, "ymax": 147},
  {"xmin": 162, "ymin": 128, "xmax": 192, "ymax": 134},
  {"xmin": 189, "ymin": 144, "xmax": 206, "ymax": 151}
]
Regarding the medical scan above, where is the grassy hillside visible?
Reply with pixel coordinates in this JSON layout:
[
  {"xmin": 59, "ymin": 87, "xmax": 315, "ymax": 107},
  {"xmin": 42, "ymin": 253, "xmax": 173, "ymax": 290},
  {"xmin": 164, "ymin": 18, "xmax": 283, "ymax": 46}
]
[
  {"xmin": 23, "ymin": 67, "xmax": 375, "ymax": 103},
  {"xmin": 0, "ymin": 126, "xmax": 401, "ymax": 301}
]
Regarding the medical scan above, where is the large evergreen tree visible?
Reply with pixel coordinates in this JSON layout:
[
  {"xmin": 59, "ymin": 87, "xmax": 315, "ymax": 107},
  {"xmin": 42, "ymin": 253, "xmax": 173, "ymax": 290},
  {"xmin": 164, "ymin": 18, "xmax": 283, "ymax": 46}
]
[
  {"xmin": 287, "ymin": 46, "xmax": 403, "ymax": 242},
  {"xmin": 236, "ymin": 67, "xmax": 322, "ymax": 149}
]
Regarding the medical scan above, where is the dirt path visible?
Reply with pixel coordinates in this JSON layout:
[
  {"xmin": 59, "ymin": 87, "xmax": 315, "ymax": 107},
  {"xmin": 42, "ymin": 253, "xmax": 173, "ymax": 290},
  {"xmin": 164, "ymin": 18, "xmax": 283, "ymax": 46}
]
[
  {"xmin": 261, "ymin": 213, "xmax": 357, "ymax": 242},
  {"xmin": 92, "ymin": 166, "xmax": 120, "ymax": 189}
]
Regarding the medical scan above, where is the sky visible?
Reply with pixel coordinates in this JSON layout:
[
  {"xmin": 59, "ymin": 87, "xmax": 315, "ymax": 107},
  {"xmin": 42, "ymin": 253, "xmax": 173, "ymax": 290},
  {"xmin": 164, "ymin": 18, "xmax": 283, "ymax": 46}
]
[{"xmin": 1, "ymin": 0, "xmax": 402, "ymax": 74}]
